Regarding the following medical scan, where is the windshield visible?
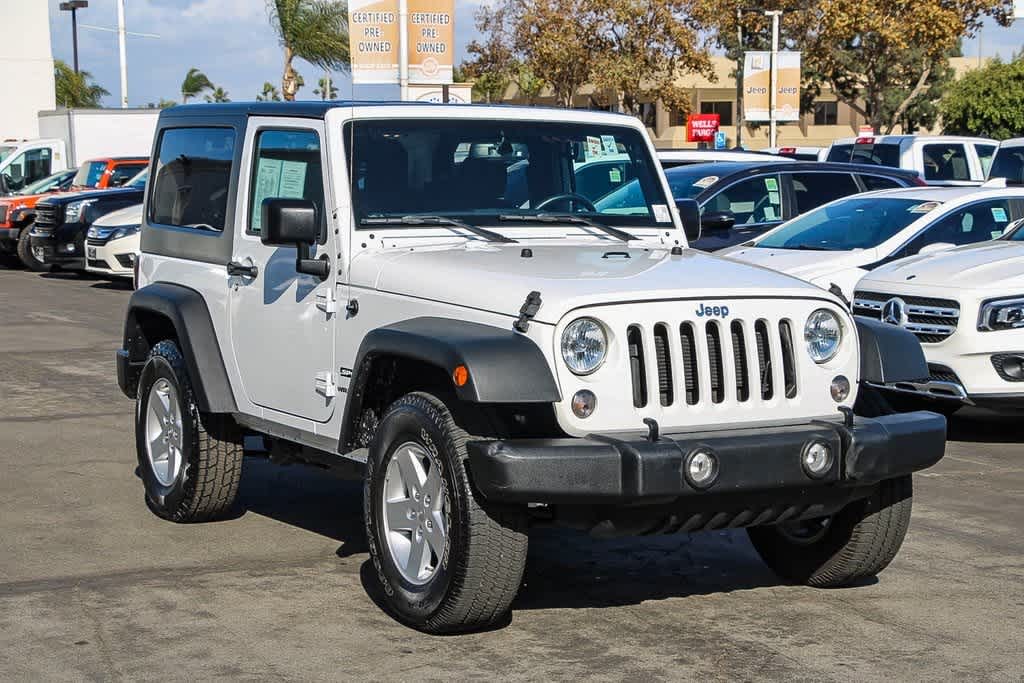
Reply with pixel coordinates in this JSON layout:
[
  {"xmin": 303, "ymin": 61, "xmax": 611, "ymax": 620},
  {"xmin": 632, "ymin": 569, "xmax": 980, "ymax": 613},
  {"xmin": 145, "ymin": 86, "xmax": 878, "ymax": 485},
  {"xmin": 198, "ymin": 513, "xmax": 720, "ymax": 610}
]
[
  {"xmin": 0, "ymin": 146, "xmax": 14, "ymax": 163},
  {"xmin": 16, "ymin": 170, "xmax": 71, "ymax": 195},
  {"xmin": 594, "ymin": 165, "xmax": 721, "ymax": 213},
  {"xmin": 827, "ymin": 143, "xmax": 901, "ymax": 167},
  {"xmin": 72, "ymin": 161, "xmax": 108, "ymax": 188},
  {"xmin": 756, "ymin": 197, "xmax": 940, "ymax": 251},
  {"xmin": 990, "ymin": 146, "xmax": 1024, "ymax": 185},
  {"xmin": 346, "ymin": 119, "xmax": 671, "ymax": 228},
  {"xmin": 126, "ymin": 169, "xmax": 148, "ymax": 188}
]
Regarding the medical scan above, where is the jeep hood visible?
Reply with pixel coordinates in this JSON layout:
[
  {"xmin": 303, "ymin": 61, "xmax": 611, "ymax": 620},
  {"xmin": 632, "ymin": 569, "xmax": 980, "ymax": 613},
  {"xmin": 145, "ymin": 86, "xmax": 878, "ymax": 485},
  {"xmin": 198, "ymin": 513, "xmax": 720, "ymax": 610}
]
[
  {"xmin": 863, "ymin": 240, "xmax": 1024, "ymax": 291},
  {"xmin": 351, "ymin": 242, "xmax": 839, "ymax": 323},
  {"xmin": 723, "ymin": 246, "xmax": 873, "ymax": 283}
]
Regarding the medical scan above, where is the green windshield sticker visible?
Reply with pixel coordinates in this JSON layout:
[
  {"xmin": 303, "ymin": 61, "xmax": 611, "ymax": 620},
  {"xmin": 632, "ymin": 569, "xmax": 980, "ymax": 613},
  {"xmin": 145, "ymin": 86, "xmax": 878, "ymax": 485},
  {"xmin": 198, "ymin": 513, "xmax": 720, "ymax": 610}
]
[
  {"xmin": 992, "ymin": 230, "xmax": 1004, "ymax": 239},
  {"xmin": 608, "ymin": 167, "xmax": 622, "ymax": 183},
  {"xmin": 763, "ymin": 205, "xmax": 777, "ymax": 221},
  {"xmin": 768, "ymin": 191, "xmax": 781, "ymax": 205},
  {"xmin": 992, "ymin": 207, "xmax": 1008, "ymax": 222},
  {"xmin": 764, "ymin": 177, "xmax": 778, "ymax": 191}
]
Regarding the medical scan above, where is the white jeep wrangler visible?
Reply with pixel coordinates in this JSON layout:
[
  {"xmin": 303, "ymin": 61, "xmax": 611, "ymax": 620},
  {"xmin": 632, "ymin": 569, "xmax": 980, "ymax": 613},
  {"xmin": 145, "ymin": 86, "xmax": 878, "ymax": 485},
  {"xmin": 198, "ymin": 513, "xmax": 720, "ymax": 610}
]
[{"xmin": 117, "ymin": 102, "xmax": 946, "ymax": 633}]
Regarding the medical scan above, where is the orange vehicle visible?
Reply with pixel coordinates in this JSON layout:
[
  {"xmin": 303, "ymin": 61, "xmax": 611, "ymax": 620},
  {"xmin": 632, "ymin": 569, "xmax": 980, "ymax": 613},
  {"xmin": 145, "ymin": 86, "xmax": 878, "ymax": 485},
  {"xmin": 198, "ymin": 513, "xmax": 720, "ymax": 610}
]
[{"xmin": 0, "ymin": 157, "xmax": 148, "ymax": 259}]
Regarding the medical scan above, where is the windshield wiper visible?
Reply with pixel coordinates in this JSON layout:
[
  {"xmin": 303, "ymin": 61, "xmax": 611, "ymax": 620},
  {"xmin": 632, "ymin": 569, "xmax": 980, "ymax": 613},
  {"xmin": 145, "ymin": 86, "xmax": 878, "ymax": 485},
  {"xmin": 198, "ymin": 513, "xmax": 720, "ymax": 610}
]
[
  {"xmin": 498, "ymin": 213, "xmax": 638, "ymax": 242},
  {"xmin": 360, "ymin": 215, "xmax": 516, "ymax": 243},
  {"xmin": 789, "ymin": 244, "xmax": 832, "ymax": 251}
]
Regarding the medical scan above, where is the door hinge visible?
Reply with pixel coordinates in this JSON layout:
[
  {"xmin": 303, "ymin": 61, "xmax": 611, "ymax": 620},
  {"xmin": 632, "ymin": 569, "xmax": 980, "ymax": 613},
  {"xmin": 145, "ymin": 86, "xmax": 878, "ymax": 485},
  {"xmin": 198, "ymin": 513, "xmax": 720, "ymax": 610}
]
[
  {"xmin": 314, "ymin": 371, "xmax": 337, "ymax": 398},
  {"xmin": 315, "ymin": 288, "xmax": 337, "ymax": 314}
]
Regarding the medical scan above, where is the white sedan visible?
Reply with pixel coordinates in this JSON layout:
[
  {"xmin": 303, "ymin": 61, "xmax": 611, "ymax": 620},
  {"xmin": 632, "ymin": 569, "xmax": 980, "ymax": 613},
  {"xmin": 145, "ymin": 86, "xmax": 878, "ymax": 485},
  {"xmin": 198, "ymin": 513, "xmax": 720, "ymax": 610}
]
[
  {"xmin": 722, "ymin": 185, "xmax": 1024, "ymax": 301},
  {"xmin": 853, "ymin": 217, "xmax": 1024, "ymax": 414},
  {"xmin": 85, "ymin": 203, "xmax": 142, "ymax": 279}
]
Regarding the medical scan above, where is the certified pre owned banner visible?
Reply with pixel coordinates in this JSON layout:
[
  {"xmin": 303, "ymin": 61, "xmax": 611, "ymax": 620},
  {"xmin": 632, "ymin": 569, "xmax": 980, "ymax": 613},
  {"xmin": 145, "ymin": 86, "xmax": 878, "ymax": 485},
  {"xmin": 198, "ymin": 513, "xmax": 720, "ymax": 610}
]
[
  {"xmin": 743, "ymin": 51, "xmax": 801, "ymax": 122},
  {"xmin": 349, "ymin": 0, "xmax": 399, "ymax": 84},
  {"xmin": 407, "ymin": 0, "xmax": 454, "ymax": 84}
]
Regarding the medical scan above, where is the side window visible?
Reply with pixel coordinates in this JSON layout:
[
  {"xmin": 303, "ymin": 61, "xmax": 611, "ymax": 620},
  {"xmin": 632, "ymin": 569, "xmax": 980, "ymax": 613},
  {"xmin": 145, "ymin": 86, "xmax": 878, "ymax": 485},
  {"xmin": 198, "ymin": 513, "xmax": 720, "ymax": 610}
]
[
  {"xmin": 976, "ymin": 144, "xmax": 997, "ymax": 176},
  {"xmin": 248, "ymin": 129, "xmax": 324, "ymax": 235},
  {"xmin": 705, "ymin": 174, "xmax": 782, "ymax": 225},
  {"xmin": 922, "ymin": 143, "xmax": 969, "ymax": 181},
  {"xmin": 2, "ymin": 148, "xmax": 51, "ymax": 191},
  {"xmin": 900, "ymin": 200, "xmax": 1014, "ymax": 256},
  {"xmin": 109, "ymin": 163, "xmax": 147, "ymax": 187},
  {"xmin": 790, "ymin": 172, "xmax": 859, "ymax": 214},
  {"xmin": 860, "ymin": 174, "xmax": 902, "ymax": 191},
  {"xmin": 149, "ymin": 127, "xmax": 235, "ymax": 231}
]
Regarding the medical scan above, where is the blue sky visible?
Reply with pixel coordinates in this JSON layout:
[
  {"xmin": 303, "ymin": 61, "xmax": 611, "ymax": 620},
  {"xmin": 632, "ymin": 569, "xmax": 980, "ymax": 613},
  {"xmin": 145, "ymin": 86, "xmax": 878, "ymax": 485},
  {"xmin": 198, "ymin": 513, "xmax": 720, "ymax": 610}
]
[{"xmin": 46, "ymin": 0, "xmax": 1024, "ymax": 108}]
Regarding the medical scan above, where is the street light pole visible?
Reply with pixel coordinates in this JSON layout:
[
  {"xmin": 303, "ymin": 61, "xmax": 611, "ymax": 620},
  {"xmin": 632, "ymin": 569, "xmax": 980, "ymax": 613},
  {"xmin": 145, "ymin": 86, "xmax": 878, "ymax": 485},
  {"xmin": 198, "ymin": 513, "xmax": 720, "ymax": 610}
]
[
  {"xmin": 765, "ymin": 10, "xmax": 782, "ymax": 148},
  {"xmin": 735, "ymin": 6, "xmax": 744, "ymax": 147},
  {"xmin": 59, "ymin": 1, "xmax": 90, "ymax": 74}
]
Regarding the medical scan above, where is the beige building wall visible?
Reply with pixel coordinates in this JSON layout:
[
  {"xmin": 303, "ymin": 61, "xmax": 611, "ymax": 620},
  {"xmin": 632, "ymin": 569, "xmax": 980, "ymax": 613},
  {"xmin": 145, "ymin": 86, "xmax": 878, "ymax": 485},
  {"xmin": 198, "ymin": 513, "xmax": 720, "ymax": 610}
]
[
  {"xmin": 0, "ymin": 3, "xmax": 56, "ymax": 139},
  {"xmin": 495, "ymin": 56, "xmax": 984, "ymax": 150}
]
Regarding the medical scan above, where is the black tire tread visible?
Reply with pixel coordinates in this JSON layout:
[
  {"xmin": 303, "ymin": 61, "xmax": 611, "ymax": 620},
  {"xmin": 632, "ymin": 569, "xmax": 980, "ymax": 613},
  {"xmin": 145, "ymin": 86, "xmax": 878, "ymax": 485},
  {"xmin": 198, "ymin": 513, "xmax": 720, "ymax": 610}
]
[{"xmin": 16, "ymin": 222, "xmax": 49, "ymax": 272}]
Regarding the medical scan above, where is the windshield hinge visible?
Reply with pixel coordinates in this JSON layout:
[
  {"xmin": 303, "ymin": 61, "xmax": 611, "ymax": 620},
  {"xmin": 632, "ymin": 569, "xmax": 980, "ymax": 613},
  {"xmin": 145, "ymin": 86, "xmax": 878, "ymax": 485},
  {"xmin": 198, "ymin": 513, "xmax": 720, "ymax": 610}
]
[
  {"xmin": 315, "ymin": 371, "xmax": 337, "ymax": 398},
  {"xmin": 514, "ymin": 291, "xmax": 542, "ymax": 333},
  {"xmin": 315, "ymin": 288, "xmax": 337, "ymax": 315}
]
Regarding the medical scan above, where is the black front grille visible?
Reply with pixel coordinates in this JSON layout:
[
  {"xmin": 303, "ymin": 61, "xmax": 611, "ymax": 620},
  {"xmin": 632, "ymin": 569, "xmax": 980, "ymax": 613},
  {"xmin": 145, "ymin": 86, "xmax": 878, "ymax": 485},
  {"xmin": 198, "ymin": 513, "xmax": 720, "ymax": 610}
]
[
  {"xmin": 754, "ymin": 320, "xmax": 773, "ymax": 400},
  {"xmin": 653, "ymin": 324, "xmax": 673, "ymax": 406},
  {"xmin": 928, "ymin": 364, "xmax": 961, "ymax": 384},
  {"xmin": 779, "ymin": 321, "xmax": 798, "ymax": 399},
  {"xmin": 680, "ymin": 323, "xmax": 699, "ymax": 405},
  {"xmin": 87, "ymin": 258, "xmax": 109, "ymax": 270},
  {"xmin": 627, "ymin": 325, "xmax": 647, "ymax": 408},
  {"xmin": 34, "ymin": 204, "xmax": 62, "ymax": 231},
  {"xmin": 731, "ymin": 321, "xmax": 749, "ymax": 402},
  {"xmin": 706, "ymin": 322, "xmax": 724, "ymax": 404},
  {"xmin": 854, "ymin": 291, "xmax": 959, "ymax": 309},
  {"xmin": 86, "ymin": 237, "xmax": 107, "ymax": 247}
]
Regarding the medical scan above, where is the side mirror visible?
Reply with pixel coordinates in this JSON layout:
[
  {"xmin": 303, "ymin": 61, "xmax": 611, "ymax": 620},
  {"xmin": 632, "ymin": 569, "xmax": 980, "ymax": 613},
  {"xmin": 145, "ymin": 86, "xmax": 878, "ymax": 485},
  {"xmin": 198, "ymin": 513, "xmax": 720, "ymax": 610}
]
[
  {"xmin": 916, "ymin": 241, "xmax": 955, "ymax": 256},
  {"xmin": 260, "ymin": 198, "xmax": 329, "ymax": 279},
  {"xmin": 701, "ymin": 210, "xmax": 736, "ymax": 233},
  {"xmin": 675, "ymin": 198, "xmax": 701, "ymax": 243}
]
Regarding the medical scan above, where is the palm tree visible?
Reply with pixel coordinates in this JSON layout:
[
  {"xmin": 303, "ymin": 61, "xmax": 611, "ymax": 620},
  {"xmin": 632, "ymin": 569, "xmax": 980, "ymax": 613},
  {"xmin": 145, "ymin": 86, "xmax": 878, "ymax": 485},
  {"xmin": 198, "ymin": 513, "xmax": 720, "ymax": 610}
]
[
  {"xmin": 204, "ymin": 87, "xmax": 231, "ymax": 103},
  {"xmin": 313, "ymin": 76, "xmax": 337, "ymax": 100},
  {"xmin": 267, "ymin": 0, "xmax": 349, "ymax": 101},
  {"xmin": 256, "ymin": 81, "xmax": 282, "ymax": 102},
  {"xmin": 54, "ymin": 60, "xmax": 109, "ymax": 108},
  {"xmin": 181, "ymin": 67, "xmax": 214, "ymax": 103}
]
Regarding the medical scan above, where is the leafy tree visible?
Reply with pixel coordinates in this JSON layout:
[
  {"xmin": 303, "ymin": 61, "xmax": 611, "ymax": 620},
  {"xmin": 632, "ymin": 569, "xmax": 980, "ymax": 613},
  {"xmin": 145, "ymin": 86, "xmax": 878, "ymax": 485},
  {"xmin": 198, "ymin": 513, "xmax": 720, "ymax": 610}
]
[
  {"xmin": 257, "ymin": 81, "xmax": 282, "ymax": 101},
  {"xmin": 54, "ymin": 60, "xmax": 109, "ymax": 108},
  {"xmin": 204, "ymin": 87, "xmax": 231, "ymax": 103},
  {"xmin": 313, "ymin": 76, "xmax": 337, "ymax": 100},
  {"xmin": 514, "ymin": 0, "xmax": 604, "ymax": 107},
  {"xmin": 941, "ymin": 56, "xmax": 1024, "ymax": 139},
  {"xmin": 267, "ymin": 0, "xmax": 349, "ymax": 102},
  {"xmin": 181, "ymin": 67, "xmax": 214, "ymax": 103},
  {"xmin": 146, "ymin": 99, "xmax": 178, "ymax": 109},
  {"xmin": 512, "ymin": 64, "xmax": 545, "ymax": 104}
]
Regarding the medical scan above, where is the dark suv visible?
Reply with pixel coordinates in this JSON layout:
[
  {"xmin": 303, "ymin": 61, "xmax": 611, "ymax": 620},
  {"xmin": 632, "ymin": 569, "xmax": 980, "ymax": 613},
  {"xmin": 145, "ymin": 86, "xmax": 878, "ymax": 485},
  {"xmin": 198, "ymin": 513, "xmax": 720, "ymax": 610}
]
[
  {"xmin": 622, "ymin": 161, "xmax": 924, "ymax": 251},
  {"xmin": 26, "ymin": 170, "xmax": 147, "ymax": 272}
]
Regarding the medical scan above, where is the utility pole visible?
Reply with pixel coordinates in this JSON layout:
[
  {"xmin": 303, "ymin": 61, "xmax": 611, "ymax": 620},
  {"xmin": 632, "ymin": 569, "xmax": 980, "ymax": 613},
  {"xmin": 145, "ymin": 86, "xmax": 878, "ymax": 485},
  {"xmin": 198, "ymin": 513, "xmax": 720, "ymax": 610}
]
[
  {"xmin": 735, "ymin": 6, "xmax": 744, "ymax": 147},
  {"xmin": 765, "ymin": 10, "xmax": 782, "ymax": 148},
  {"xmin": 117, "ymin": 0, "xmax": 128, "ymax": 108},
  {"xmin": 59, "ymin": 1, "xmax": 89, "ymax": 74}
]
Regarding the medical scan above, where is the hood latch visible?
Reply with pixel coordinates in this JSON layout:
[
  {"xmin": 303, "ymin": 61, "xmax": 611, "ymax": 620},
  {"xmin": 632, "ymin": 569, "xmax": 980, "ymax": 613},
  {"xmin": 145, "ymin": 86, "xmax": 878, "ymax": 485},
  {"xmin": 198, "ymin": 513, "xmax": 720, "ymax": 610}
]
[{"xmin": 513, "ymin": 291, "xmax": 542, "ymax": 333}]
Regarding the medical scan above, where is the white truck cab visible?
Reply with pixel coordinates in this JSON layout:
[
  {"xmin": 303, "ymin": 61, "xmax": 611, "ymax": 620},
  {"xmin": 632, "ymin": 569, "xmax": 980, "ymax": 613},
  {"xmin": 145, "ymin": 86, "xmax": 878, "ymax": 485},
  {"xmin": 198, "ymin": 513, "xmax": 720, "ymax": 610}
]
[
  {"xmin": 116, "ymin": 102, "xmax": 945, "ymax": 634},
  {"xmin": 825, "ymin": 134, "xmax": 997, "ymax": 186}
]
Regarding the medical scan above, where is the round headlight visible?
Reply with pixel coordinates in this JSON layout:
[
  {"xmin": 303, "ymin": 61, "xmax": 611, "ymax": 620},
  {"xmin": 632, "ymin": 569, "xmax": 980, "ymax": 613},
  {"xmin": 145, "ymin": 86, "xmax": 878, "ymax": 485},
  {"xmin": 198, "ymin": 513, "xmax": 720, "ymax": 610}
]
[
  {"xmin": 804, "ymin": 309, "xmax": 843, "ymax": 364},
  {"xmin": 561, "ymin": 318, "xmax": 607, "ymax": 375}
]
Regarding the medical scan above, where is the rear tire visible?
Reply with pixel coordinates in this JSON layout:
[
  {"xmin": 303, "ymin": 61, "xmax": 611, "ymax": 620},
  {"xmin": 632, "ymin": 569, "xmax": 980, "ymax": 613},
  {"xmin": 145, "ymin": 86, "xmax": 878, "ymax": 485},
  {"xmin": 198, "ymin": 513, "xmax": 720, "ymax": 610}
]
[
  {"xmin": 364, "ymin": 392, "xmax": 528, "ymax": 634},
  {"xmin": 16, "ymin": 223, "xmax": 49, "ymax": 272},
  {"xmin": 747, "ymin": 475, "xmax": 913, "ymax": 587},
  {"xmin": 135, "ymin": 339, "xmax": 243, "ymax": 522}
]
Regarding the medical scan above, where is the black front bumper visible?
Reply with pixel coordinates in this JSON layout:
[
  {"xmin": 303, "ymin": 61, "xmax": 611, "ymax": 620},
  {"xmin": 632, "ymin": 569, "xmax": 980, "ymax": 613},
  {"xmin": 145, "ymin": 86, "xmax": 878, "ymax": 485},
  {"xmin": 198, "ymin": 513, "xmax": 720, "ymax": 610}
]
[
  {"xmin": 0, "ymin": 227, "xmax": 20, "ymax": 242},
  {"xmin": 29, "ymin": 230, "xmax": 85, "ymax": 268},
  {"xmin": 467, "ymin": 412, "xmax": 946, "ymax": 505}
]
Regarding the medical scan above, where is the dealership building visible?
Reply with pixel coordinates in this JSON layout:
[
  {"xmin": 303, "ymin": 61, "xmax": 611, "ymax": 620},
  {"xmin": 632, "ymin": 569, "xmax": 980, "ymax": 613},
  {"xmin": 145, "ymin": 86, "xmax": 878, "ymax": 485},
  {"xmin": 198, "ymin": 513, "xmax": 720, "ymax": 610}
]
[{"xmin": 494, "ymin": 55, "xmax": 986, "ymax": 149}]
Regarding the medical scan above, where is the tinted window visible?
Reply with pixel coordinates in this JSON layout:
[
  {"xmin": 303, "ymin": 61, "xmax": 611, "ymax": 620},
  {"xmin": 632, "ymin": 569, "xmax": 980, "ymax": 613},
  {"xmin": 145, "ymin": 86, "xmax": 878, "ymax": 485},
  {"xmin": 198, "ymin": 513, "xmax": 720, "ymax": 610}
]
[
  {"xmin": 977, "ymin": 144, "xmax": 997, "ymax": 176},
  {"xmin": 149, "ymin": 127, "xmax": 235, "ymax": 231},
  {"xmin": 16, "ymin": 169, "xmax": 74, "ymax": 195},
  {"xmin": 661, "ymin": 165, "xmax": 731, "ymax": 199},
  {"xmin": 704, "ymin": 174, "xmax": 783, "ymax": 225},
  {"xmin": 860, "ymin": 174, "xmax": 903, "ymax": 191},
  {"xmin": 348, "ymin": 120, "xmax": 668, "ymax": 227},
  {"xmin": 813, "ymin": 102, "xmax": 837, "ymax": 126},
  {"xmin": 3, "ymin": 148, "xmax": 52, "ymax": 191},
  {"xmin": 922, "ymin": 144, "xmax": 969, "ymax": 181},
  {"xmin": 248, "ymin": 129, "xmax": 324, "ymax": 235},
  {"xmin": 574, "ymin": 159, "xmax": 632, "ymax": 202},
  {"xmin": 757, "ymin": 197, "xmax": 939, "ymax": 251},
  {"xmin": 990, "ymin": 147, "xmax": 1024, "ymax": 184},
  {"xmin": 73, "ymin": 161, "xmax": 108, "ymax": 188},
  {"xmin": 790, "ymin": 172, "xmax": 860, "ymax": 214},
  {"xmin": 899, "ymin": 200, "xmax": 1015, "ymax": 255},
  {"xmin": 109, "ymin": 163, "xmax": 147, "ymax": 186},
  {"xmin": 827, "ymin": 143, "xmax": 901, "ymax": 167}
]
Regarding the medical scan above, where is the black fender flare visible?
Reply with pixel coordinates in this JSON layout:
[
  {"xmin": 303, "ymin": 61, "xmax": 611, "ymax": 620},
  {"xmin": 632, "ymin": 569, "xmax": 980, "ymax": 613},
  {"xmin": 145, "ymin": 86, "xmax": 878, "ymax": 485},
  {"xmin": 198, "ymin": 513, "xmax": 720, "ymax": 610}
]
[
  {"xmin": 119, "ymin": 282, "xmax": 237, "ymax": 413},
  {"xmin": 339, "ymin": 317, "xmax": 561, "ymax": 451},
  {"xmin": 855, "ymin": 317, "xmax": 928, "ymax": 384}
]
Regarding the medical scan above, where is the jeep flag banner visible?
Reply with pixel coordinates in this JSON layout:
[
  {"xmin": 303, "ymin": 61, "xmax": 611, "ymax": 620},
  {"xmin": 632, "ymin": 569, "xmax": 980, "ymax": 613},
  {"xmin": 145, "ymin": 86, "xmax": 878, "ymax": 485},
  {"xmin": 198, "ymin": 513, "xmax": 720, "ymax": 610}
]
[
  {"xmin": 349, "ymin": 0, "xmax": 400, "ymax": 84},
  {"xmin": 686, "ymin": 113, "xmax": 720, "ymax": 143},
  {"xmin": 407, "ymin": 0, "xmax": 455, "ymax": 84},
  {"xmin": 743, "ymin": 51, "xmax": 801, "ymax": 122}
]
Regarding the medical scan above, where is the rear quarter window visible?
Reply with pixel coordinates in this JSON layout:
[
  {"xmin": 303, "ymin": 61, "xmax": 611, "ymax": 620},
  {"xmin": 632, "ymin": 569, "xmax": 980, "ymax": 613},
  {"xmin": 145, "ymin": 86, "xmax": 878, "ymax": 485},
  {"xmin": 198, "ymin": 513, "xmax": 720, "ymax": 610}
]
[{"xmin": 149, "ymin": 127, "xmax": 235, "ymax": 231}]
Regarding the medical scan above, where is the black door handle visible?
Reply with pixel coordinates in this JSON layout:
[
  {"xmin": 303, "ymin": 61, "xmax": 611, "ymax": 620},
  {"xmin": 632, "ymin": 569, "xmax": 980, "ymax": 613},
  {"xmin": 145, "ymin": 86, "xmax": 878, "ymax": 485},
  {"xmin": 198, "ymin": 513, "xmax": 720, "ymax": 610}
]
[{"xmin": 227, "ymin": 261, "xmax": 258, "ymax": 278}]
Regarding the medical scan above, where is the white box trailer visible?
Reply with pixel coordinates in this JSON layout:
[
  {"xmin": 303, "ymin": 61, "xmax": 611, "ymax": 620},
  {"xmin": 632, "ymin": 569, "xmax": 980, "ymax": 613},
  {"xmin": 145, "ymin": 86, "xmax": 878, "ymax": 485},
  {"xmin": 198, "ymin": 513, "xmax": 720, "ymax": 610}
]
[{"xmin": 0, "ymin": 108, "xmax": 158, "ymax": 195}]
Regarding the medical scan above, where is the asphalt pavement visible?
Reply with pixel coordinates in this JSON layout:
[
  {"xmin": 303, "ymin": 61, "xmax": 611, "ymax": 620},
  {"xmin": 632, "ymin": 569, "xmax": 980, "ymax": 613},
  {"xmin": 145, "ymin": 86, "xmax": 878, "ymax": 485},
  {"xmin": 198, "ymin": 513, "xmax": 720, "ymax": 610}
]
[{"xmin": 0, "ymin": 263, "xmax": 1021, "ymax": 681}]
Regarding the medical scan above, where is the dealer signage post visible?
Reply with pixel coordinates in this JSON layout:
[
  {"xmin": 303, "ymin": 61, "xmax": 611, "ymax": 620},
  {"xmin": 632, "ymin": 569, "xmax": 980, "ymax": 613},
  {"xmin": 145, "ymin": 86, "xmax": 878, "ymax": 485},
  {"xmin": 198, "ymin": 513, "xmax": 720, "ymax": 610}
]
[
  {"xmin": 743, "ymin": 50, "xmax": 801, "ymax": 145},
  {"xmin": 349, "ymin": 0, "xmax": 400, "ymax": 85}
]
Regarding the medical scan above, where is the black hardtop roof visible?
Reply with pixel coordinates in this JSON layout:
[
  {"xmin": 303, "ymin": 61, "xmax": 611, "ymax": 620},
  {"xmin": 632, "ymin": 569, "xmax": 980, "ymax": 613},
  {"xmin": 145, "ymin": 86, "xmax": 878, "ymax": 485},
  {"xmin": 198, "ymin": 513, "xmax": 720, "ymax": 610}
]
[
  {"xmin": 158, "ymin": 100, "xmax": 636, "ymax": 120},
  {"xmin": 665, "ymin": 159, "xmax": 921, "ymax": 180}
]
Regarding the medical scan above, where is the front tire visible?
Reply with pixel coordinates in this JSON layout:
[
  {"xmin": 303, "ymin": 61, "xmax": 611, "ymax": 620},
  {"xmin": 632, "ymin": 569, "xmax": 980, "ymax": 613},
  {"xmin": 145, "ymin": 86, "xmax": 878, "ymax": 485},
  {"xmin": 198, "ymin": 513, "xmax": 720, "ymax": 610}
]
[
  {"xmin": 16, "ymin": 223, "xmax": 49, "ymax": 272},
  {"xmin": 747, "ymin": 475, "xmax": 913, "ymax": 587},
  {"xmin": 364, "ymin": 392, "xmax": 528, "ymax": 634},
  {"xmin": 135, "ymin": 339, "xmax": 243, "ymax": 522}
]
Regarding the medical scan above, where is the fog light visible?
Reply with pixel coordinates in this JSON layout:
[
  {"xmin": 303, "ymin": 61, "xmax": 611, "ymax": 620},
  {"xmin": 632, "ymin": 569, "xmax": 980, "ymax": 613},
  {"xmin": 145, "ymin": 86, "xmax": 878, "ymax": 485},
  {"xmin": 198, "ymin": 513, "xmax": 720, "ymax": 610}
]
[
  {"xmin": 802, "ymin": 440, "xmax": 834, "ymax": 479},
  {"xmin": 62, "ymin": 243, "xmax": 75, "ymax": 253},
  {"xmin": 684, "ymin": 448, "xmax": 719, "ymax": 490},
  {"xmin": 830, "ymin": 375, "xmax": 850, "ymax": 402},
  {"xmin": 571, "ymin": 390, "xmax": 596, "ymax": 418}
]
